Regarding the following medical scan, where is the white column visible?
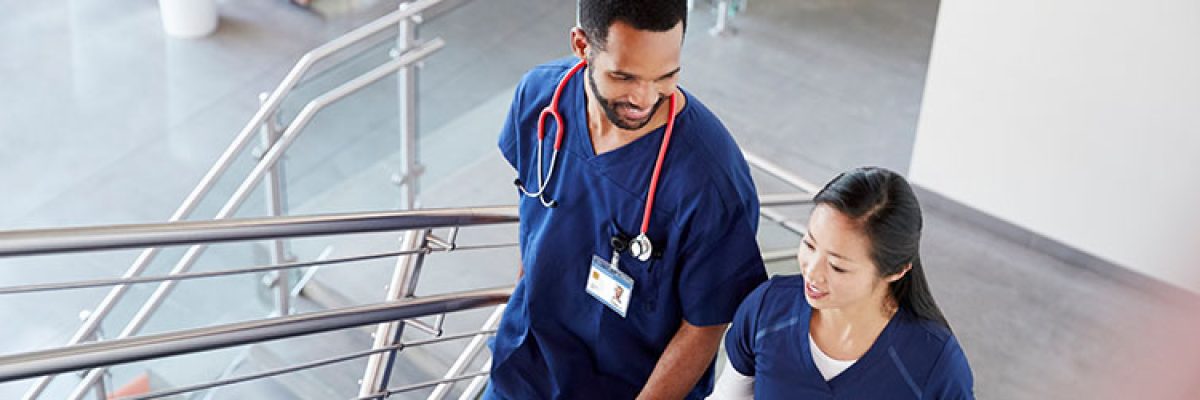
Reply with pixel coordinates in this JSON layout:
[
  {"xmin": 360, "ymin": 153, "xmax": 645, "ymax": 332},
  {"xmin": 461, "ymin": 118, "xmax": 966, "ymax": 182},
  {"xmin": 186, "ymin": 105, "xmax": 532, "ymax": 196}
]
[{"xmin": 910, "ymin": 0, "xmax": 1200, "ymax": 293}]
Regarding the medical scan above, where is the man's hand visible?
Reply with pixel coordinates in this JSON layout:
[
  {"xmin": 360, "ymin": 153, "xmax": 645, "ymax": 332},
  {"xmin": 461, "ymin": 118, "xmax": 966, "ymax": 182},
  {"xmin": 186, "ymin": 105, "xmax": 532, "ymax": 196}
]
[{"xmin": 637, "ymin": 320, "xmax": 727, "ymax": 400}]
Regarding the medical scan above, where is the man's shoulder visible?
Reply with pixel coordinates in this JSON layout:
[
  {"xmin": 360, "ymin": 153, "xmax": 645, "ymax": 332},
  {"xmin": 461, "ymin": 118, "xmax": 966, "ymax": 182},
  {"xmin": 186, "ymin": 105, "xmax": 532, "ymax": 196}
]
[
  {"xmin": 666, "ymin": 91, "xmax": 757, "ymax": 217},
  {"xmin": 674, "ymin": 91, "xmax": 742, "ymax": 164}
]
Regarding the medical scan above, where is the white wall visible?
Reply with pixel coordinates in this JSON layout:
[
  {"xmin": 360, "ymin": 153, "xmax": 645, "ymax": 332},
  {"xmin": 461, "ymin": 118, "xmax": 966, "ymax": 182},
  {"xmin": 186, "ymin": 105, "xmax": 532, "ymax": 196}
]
[{"xmin": 910, "ymin": 0, "xmax": 1200, "ymax": 293}]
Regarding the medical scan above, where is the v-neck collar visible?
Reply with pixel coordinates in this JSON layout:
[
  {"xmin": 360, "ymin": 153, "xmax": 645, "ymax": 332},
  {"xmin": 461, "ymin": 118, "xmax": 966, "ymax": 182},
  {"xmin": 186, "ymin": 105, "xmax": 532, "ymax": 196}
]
[
  {"xmin": 800, "ymin": 304, "xmax": 904, "ymax": 392},
  {"xmin": 566, "ymin": 67, "xmax": 688, "ymax": 168}
]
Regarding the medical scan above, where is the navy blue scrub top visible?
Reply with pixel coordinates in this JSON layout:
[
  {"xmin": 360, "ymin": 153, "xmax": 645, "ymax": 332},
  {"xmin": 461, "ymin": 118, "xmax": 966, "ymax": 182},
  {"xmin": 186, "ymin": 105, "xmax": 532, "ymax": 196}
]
[
  {"xmin": 725, "ymin": 275, "xmax": 975, "ymax": 399},
  {"xmin": 486, "ymin": 57, "xmax": 767, "ymax": 399}
]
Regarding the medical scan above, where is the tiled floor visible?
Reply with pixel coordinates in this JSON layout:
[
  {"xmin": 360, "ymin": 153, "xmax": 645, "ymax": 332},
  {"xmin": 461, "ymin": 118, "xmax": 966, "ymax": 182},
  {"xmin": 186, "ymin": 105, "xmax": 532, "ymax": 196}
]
[{"xmin": 2, "ymin": 0, "xmax": 1197, "ymax": 398}]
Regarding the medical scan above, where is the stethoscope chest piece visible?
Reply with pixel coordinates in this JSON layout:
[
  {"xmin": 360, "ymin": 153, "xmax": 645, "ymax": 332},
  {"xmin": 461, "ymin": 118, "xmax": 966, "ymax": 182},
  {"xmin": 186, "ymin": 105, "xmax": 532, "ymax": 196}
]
[{"xmin": 630, "ymin": 233, "xmax": 654, "ymax": 262}]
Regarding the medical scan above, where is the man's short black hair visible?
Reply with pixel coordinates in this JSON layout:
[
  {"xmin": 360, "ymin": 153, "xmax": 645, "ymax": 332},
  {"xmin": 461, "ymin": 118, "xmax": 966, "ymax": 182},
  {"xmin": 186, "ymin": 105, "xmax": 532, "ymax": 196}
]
[{"xmin": 579, "ymin": 0, "xmax": 688, "ymax": 51}]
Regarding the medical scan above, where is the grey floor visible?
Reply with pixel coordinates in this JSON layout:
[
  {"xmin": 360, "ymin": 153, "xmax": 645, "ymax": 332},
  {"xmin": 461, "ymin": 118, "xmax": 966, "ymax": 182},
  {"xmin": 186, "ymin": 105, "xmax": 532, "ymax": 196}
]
[{"xmin": 2, "ymin": 0, "xmax": 1199, "ymax": 398}]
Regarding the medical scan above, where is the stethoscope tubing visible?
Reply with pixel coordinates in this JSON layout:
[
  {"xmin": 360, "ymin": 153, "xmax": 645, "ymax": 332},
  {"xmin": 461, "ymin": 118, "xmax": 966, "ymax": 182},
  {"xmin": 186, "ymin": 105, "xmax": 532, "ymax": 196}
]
[{"xmin": 517, "ymin": 58, "xmax": 679, "ymax": 257}]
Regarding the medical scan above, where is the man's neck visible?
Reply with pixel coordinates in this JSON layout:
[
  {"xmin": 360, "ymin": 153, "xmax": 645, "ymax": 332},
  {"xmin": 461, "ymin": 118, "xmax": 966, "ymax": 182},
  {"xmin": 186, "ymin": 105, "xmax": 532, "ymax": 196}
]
[{"xmin": 584, "ymin": 73, "xmax": 682, "ymax": 155}]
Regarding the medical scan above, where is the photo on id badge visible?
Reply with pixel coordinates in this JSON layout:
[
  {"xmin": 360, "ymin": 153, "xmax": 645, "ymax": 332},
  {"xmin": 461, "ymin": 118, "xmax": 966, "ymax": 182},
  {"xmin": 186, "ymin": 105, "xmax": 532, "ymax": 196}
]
[{"xmin": 587, "ymin": 255, "xmax": 634, "ymax": 317}]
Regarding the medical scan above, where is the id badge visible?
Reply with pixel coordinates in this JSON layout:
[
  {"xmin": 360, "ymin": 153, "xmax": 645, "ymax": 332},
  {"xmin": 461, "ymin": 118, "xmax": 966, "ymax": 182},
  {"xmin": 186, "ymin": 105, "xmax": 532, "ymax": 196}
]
[{"xmin": 586, "ymin": 255, "xmax": 634, "ymax": 318}]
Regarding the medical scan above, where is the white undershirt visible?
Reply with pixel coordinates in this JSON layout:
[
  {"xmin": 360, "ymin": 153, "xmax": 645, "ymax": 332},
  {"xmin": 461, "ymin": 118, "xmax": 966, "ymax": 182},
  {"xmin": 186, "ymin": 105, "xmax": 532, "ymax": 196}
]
[
  {"xmin": 709, "ymin": 362, "xmax": 755, "ymax": 399},
  {"xmin": 709, "ymin": 334, "xmax": 863, "ymax": 399},
  {"xmin": 809, "ymin": 333, "xmax": 857, "ymax": 381}
]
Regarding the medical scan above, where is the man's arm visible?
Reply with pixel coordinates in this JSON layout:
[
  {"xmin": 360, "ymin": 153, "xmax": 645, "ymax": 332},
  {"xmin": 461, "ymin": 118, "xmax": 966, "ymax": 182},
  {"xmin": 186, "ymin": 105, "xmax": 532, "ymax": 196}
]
[{"xmin": 637, "ymin": 320, "xmax": 726, "ymax": 400}]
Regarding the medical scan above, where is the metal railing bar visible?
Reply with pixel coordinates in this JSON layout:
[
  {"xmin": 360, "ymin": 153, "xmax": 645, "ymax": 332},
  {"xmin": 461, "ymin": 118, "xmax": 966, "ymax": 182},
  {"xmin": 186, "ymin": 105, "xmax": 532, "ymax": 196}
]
[
  {"xmin": 759, "ymin": 192, "xmax": 814, "ymax": 207},
  {"xmin": 22, "ymin": 3, "xmax": 457, "ymax": 397},
  {"xmin": 402, "ymin": 329, "xmax": 497, "ymax": 349},
  {"xmin": 359, "ymin": 229, "xmax": 429, "ymax": 395},
  {"xmin": 445, "ymin": 227, "xmax": 460, "ymax": 250},
  {"xmin": 120, "ymin": 327, "xmax": 498, "ymax": 400},
  {"xmin": 22, "ymin": 249, "xmax": 162, "ymax": 399},
  {"xmin": 428, "ymin": 305, "xmax": 504, "ymax": 400},
  {"xmin": 66, "ymin": 246, "xmax": 206, "ymax": 399},
  {"xmin": 0, "ymin": 203, "xmax": 506, "ymax": 259},
  {"xmin": 403, "ymin": 318, "xmax": 442, "ymax": 337},
  {"xmin": 760, "ymin": 206, "xmax": 807, "ymax": 236},
  {"xmin": 425, "ymin": 234, "xmax": 454, "ymax": 252},
  {"xmin": 359, "ymin": 370, "xmax": 490, "ymax": 400},
  {"xmin": 0, "ymin": 286, "xmax": 512, "ymax": 383},
  {"xmin": 194, "ymin": 344, "xmax": 254, "ymax": 400},
  {"xmin": 65, "ymin": 39, "xmax": 452, "ymax": 400},
  {"xmin": 217, "ymin": 38, "xmax": 445, "ymax": 241},
  {"xmin": 0, "ymin": 249, "xmax": 418, "ymax": 296},
  {"xmin": 455, "ymin": 359, "xmax": 491, "ymax": 400},
  {"xmin": 762, "ymin": 248, "xmax": 798, "ymax": 263},
  {"xmin": 71, "ymin": 240, "xmax": 508, "ymax": 399},
  {"xmin": 0, "ymin": 241, "xmax": 519, "ymax": 296},
  {"xmin": 121, "ymin": 342, "xmax": 407, "ymax": 400},
  {"xmin": 743, "ymin": 151, "xmax": 823, "ymax": 194},
  {"xmin": 290, "ymin": 245, "xmax": 335, "ymax": 299},
  {"xmin": 436, "ymin": 242, "xmax": 518, "ymax": 252}
]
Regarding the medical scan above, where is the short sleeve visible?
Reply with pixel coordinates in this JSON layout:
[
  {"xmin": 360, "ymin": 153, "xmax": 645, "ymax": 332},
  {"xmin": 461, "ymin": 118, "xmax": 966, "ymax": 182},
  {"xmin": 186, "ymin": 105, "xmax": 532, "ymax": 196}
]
[
  {"xmin": 498, "ymin": 77, "xmax": 529, "ymax": 170},
  {"xmin": 923, "ymin": 336, "xmax": 975, "ymax": 400},
  {"xmin": 724, "ymin": 280, "xmax": 772, "ymax": 376},
  {"xmin": 676, "ymin": 202, "xmax": 767, "ymax": 327}
]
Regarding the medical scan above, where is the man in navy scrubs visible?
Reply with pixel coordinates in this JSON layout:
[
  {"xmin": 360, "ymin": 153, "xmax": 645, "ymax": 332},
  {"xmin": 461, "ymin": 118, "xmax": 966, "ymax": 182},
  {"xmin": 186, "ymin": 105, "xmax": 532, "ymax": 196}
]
[{"xmin": 486, "ymin": 1, "xmax": 767, "ymax": 399}]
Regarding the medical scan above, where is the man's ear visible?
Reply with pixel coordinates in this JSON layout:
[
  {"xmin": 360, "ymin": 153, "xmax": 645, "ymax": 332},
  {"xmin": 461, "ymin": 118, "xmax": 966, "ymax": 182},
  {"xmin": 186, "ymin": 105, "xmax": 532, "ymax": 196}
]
[{"xmin": 569, "ymin": 27, "xmax": 589, "ymax": 60}]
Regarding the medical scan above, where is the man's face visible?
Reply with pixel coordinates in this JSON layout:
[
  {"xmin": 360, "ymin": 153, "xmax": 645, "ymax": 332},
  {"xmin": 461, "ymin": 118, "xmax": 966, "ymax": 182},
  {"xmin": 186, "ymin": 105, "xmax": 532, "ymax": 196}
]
[{"xmin": 584, "ymin": 20, "xmax": 683, "ymax": 130}]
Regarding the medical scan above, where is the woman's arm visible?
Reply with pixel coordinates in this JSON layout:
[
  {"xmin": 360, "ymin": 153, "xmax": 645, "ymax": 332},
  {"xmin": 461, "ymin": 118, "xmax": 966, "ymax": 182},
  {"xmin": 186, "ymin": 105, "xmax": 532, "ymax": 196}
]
[{"xmin": 708, "ymin": 361, "xmax": 754, "ymax": 399}]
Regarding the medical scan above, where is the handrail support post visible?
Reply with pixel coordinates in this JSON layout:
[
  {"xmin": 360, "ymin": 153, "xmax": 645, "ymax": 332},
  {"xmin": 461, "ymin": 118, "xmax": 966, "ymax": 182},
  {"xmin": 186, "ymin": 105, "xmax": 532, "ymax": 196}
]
[
  {"xmin": 392, "ymin": 4, "xmax": 423, "ymax": 211},
  {"xmin": 258, "ymin": 92, "xmax": 295, "ymax": 317},
  {"xmin": 358, "ymin": 228, "xmax": 431, "ymax": 397}
]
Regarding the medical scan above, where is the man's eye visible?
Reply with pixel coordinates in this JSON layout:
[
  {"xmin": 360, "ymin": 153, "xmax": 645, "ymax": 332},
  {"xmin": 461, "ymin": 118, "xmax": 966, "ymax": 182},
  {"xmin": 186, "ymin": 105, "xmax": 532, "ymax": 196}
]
[{"xmin": 831, "ymin": 265, "xmax": 846, "ymax": 273}]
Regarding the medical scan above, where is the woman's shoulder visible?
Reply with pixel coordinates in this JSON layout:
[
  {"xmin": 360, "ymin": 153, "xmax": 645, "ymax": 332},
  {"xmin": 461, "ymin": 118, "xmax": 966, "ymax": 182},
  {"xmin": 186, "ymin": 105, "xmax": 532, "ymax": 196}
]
[
  {"xmin": 890, "ymin": 309, "xmax": 959, "ymax": 358},
  {"xmin": 889, "ymin": 310, "xmax": 974, "ymax": 397}
]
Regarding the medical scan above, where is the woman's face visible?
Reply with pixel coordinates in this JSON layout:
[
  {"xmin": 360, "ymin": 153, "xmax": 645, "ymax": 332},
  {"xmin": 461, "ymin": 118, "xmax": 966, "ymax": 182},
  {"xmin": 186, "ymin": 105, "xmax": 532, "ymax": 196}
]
[{"xmin": 798, "ymin": 204, "xmax": 899, "ymax": 312}]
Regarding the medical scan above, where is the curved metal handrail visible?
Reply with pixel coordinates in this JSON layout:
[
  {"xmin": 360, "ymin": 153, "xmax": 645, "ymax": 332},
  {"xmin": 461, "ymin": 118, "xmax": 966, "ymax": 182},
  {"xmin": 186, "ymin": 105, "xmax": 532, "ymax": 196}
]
[{"xmin": 0, "ymin": 286, "xmax": 512, "ymax": 383}]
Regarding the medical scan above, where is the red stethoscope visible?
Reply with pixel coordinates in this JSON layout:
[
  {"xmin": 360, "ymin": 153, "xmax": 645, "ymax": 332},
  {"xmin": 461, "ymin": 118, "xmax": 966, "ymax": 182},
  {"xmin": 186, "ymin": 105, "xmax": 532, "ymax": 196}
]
[{"xmin": 514, "ymin": 59, "xmax": 678, "ymax": 262}]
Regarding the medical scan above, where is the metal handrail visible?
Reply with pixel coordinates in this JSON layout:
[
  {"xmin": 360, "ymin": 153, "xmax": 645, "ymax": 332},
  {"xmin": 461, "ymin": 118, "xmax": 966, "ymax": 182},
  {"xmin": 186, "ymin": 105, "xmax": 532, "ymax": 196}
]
[
  {"xmin": 0, "ymin": 287, "xmax": 512, "ymax": 383},
  {"xmin": 428, "ymin": 306, "xmax": 505, "ymax": 399},
  {"xmin": 22, "ymin": 3, "xmax": 457, "ymax": 398},
  {"xmin": 58, "ymin": 39, "xmax": 446, "ymax": 400},
  {"xmin": 10, "ymin": 193, "xmax": 803, "ymax": 397},
  {"xmin": 0, "ymin": 243, "xmax": 516, "ymax": 296},
  {"xmin": 0, "ymin": 206, "xmax": 516, "ymax": 257},
  {"xmin": 119, "ymin": 328, "xmax": 497, "ymax": 400},
  {"xmin": 363, "ymin": 370, "xmax": 490, "ymax": 400},
  {"xmin": 743, "ymin": 150, "xmax": 823, "ymax": 194}
]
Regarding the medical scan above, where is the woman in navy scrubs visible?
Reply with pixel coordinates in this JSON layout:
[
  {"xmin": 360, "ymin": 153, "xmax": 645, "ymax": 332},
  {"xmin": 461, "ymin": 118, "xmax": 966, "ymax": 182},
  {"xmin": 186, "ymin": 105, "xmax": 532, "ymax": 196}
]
[{"xmin": 712, "ymin": 167, "xmax": 974, "ymax": 399}]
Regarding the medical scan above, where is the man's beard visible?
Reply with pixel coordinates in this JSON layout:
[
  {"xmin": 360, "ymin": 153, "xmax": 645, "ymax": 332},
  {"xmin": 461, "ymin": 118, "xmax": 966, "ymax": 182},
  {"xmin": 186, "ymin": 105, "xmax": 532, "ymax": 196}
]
[{"xmin": 587, "ymin": 64, "xmax": 667, "ymax": 131}]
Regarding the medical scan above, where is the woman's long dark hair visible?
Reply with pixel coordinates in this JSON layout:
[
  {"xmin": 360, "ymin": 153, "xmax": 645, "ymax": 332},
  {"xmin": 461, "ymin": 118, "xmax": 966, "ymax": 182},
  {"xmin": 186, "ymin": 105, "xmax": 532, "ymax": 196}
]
[{"xmin": 812, "ymin": 166, "xmax": 950, "ymax": 329}]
